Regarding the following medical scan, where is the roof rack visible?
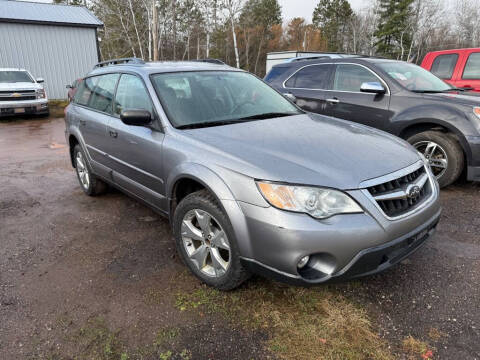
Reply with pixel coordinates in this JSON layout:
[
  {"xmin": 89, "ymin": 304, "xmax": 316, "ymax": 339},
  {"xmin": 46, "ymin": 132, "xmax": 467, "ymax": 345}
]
[
  {"xmin": 94, "ymin": 57, "xmax": 145, "ymax": 68},
  {"xmin": 190, "ymin": 58, "xmax": 225, "ymax": 65}
]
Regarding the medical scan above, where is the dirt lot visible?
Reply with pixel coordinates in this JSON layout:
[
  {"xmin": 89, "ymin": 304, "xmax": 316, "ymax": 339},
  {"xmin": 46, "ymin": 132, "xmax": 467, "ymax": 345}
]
[{"xmin": 1, "ymin": 116, "xmax": 479, "ymax": 360}]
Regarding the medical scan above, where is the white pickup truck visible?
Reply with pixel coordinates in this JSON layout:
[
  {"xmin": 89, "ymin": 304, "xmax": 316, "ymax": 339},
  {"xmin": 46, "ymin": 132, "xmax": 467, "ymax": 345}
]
[{"xmin": 0, "ymin": 68, "xmax": 49, "ymax": 117}]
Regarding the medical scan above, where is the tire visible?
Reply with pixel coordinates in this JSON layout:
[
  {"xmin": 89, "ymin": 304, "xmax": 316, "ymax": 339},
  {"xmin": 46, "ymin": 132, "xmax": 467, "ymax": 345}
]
[
  {"xmin": 173, "ymin": 189, "xmax": 250, "ymax": 290},
  {"xmin": 407, "ymin": 131, "xmax": 464, "ymax": 188},
  {"xmin": 73, "ymin": 144, "xmax": 107, "ymax": 196}
]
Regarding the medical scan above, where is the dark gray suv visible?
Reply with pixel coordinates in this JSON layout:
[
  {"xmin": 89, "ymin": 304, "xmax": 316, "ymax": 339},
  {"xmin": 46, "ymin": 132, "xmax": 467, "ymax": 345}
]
[
  {"xmin": 65, "ymin": 58, "xmax": 441, "ymax": 290},
  {"xmin": 265, "ymin": 57, "xmax": 480, "ymax": 188}
]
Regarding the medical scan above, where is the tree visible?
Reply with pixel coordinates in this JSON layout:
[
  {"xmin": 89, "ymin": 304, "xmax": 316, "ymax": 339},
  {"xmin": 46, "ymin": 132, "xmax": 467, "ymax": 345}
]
[
  {"xmin": 312, "ymin": 0, "xmax": 353, "ymax": 52},
  {"xmin": 375, "ymin": 0, "xmax": 415, "ymax": 59}
]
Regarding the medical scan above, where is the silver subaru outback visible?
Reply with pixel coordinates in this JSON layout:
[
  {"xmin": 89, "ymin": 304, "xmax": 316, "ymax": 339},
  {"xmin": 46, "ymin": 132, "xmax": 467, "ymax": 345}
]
[{"xmin": 65, "ymin": 58, "xmax": 441, "ymax": 290}]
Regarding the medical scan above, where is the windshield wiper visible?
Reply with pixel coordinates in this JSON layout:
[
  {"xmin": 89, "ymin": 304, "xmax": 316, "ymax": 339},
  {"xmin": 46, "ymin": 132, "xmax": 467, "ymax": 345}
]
[
  {"xmin": 234, "ymin": 112, "xmax": 300, "ymax": 121},
  {"xmin": 176, "ymin": 112, "xmax": 299, "ymax": 130},
  {"xmin": 411, "ymin": 88, "xmax": 465, "ymax": 94}
]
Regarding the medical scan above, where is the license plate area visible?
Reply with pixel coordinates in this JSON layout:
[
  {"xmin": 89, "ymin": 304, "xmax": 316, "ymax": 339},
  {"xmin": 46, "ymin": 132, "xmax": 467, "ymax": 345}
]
[{"xmin": 14, "ymin": 108, "xmax": 25, "ymax": 114}]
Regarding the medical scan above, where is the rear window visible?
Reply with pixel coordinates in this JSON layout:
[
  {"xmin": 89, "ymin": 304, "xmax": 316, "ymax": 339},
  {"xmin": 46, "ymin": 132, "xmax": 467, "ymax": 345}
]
[
  {"xmin": 0, "ymin": 71, "xmax": 33, "ymax": 83},
  {"xmin": 74, "ymin": 73, "xmax": 119, "ymax": 113},
  {"xmin": 462, "ymin": 52, "xmax": 480, "ymax": 80},
  {"xmin": 285, "ymin": 64, "xmax": 331, "ymax": 89},
  {"xmin": 264, "ymin": 67, "xmax": 289, "ymax": 83},
  {"xmin": 430, "ymin": 54, "xmax": 458, "ymax": 79}
]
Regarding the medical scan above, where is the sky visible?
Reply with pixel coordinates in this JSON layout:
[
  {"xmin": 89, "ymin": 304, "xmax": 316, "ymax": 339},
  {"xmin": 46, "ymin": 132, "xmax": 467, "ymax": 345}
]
[
  {"xmin": 278, "ymin": 0, "xmax": 454, "ymax": 23},
  {"xmin": 278, "ymin": 0, "xmax": 371, "ymax": 23}
]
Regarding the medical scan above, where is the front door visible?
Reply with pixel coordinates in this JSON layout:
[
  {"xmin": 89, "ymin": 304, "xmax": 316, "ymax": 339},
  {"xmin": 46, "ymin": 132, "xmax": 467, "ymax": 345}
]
[
  {"xmin": 456, "ymin": 51, "xmax": 480, "ymax": 92},
  {"xmin": 325, "ymin": 63, "xmax": 391, "ymax": 131},
  {"xmin": 105, "ymin": 73, "xmax": 166, "ymax": 211}
]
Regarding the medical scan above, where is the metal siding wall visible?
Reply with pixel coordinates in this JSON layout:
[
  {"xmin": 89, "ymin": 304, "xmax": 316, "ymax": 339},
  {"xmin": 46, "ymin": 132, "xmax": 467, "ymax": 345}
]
[{"xmin": 0, "ymin": 23, "xmax": 98, "ymax": 99}]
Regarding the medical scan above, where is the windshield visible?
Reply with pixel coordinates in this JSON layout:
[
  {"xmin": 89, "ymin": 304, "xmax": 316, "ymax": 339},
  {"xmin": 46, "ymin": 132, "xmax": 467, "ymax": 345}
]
[
  {"xmin": 377, "ymin": 62, "xmax": 452, "ymax": 92},
  {"xmin": 151, "ymin": 71, "xmax": 302, "ymax": 128},
  {"xmin": 0, "ymin": 71, "xmax": 34, "ymax": 83}
]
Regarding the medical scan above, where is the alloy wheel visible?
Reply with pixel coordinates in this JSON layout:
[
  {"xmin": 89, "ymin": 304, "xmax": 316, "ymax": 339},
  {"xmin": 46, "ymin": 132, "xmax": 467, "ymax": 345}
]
[
  {"xmin": 413, "ymin": 140, "xmax": 448, "ymax": 179},
  {"xmin": 181, "ymin": 209, "xmax": 231, "ymax": 278},
  {"xmin": 75, "ymin": 151, "xmax": 90, "ymax": 190}
]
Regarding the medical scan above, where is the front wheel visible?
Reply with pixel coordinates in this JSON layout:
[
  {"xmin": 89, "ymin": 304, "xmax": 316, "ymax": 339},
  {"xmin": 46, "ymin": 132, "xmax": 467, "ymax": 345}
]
[
  {"xmin": 407, "ymin": 131, "xmax": 464, "ymax": 188},
  {"xmin": 173, "ymin": 190, "xmax": 250, "ymax": 290}
]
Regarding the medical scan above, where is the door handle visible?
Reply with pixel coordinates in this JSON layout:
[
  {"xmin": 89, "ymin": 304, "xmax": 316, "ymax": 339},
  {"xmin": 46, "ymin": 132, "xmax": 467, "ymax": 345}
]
[
  {"xmin": 79, "ymin": 119, "xmax": 86, "ymax": 126},
  {"xmin": 326, "ymin": 98, "xmax": 340, "ymax": 104},
  {"xmin": 109, "ymin": 130, "xmax": 118, "ymax": 138}
]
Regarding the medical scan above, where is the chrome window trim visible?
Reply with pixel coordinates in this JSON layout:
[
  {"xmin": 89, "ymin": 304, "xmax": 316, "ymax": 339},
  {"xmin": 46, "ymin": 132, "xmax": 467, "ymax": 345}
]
[
  {"xmin": 282, "ymin": 62, "xmax": 390, "ymax": 96},
  {"xmin": 359, "ymin": 160, "xmax": 437, "ymax": 221}
]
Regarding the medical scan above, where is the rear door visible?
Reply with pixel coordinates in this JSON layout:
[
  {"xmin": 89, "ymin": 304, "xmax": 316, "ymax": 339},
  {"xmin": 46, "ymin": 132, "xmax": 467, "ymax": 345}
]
[
  {"xmin": 325, "ymin": 63, "xmax": 391, "ymax": 131},
  {"xmin": 456, "ymin": 51, "xmax": 480, "ymax": 92},
  {"xmin": 281, "ymin": 64, "xmax": 334, "ymax": 115},
  {"xmin": 428, "ymin": 52, "xmax": 459, "ymax": 87},
  {"xmin": 73, "ymin": 73, "xmax": 119, "ymax": 177},
  {"xmin": 105, "ymin": 73, "xmax": 166, "ymax": 210}
]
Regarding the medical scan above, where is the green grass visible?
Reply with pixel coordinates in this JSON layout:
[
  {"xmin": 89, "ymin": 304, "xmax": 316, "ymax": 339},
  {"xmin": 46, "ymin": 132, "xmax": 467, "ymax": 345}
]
[{"xmin": 175, "ymin": 281, "xmax": 393, "ymax": 360}]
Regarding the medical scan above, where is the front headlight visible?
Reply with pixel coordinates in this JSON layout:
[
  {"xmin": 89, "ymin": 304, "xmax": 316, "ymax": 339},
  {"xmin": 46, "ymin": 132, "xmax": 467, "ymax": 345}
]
[
  {"xmin": 36, "ymin": 89, "xmax": 46, "ymax": 99},
  {"xmin": 256, "ymin": 181, "xmax": 363, "ymax": 219},
  {"xmin": 474, "ymin": 107, "xmax": 480, "ymax": 119}
]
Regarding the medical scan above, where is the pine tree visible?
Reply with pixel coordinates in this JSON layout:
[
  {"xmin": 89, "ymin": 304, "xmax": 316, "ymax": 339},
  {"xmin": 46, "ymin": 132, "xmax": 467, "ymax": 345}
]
[
  {"xmin": 375, "ymin": 0, "xmax": 414, "ymax": 59},
  {"xmin": 312, "ymin": 0, "xmax": 353, "ymax": 52}
]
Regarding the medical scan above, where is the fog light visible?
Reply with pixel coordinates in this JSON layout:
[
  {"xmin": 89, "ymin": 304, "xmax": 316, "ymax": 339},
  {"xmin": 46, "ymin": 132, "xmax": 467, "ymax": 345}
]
[{"xmin": 297, "ymin": 255, "xmax": 310, "ymax": 269}]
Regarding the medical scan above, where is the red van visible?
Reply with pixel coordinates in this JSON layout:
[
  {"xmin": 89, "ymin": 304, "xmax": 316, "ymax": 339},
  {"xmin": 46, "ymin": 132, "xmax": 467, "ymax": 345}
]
[{"xmin": 421, "ymin": 48, "xmax": 480, "ymax": 91}]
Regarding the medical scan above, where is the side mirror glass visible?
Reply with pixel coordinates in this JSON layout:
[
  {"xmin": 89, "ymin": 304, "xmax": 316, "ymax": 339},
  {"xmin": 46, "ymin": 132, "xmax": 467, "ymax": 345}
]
[
  {"xmin": 360, "ymin": 82, "xmax": 386, "ymax": 94},
  {"xmin": 36, "ymin": 78, "xmax": 45, "ymax": 83},
  {"xmin": 120, "ymin": 109, "xmax": 152, "ymax": 126}
]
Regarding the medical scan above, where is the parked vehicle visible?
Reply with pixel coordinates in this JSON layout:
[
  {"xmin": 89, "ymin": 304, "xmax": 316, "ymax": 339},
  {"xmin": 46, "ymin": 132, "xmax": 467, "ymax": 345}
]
[
  {"xmin": 265, "ymin": 57, "xmax": 480, "ymax": 187},
  {"xmin": 66, "ymin": 79, "xmax": 81, "ymax": 102},
  {"xmin": 0, "ymin": 68, "xmax": 49, "ymax": 117},
  {"xmin": 421, "ymin": 48, "xmax": 480, "ymax": 92},
  {"xmin": 65, "ymin": 58, "xmax": 441, "ymax": 290}
]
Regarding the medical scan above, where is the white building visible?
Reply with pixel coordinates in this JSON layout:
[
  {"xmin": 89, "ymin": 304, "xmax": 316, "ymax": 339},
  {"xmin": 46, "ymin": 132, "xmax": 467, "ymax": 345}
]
[{"xmin": 0, "ymin": 0, "xmax": 103, "ymax": 99}]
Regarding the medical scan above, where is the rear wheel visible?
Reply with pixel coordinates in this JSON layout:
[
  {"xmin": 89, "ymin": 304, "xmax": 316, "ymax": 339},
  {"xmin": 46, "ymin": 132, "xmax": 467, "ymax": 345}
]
[
  {"xmin": 73, "ymin": 144, "xmax": 107, "ymax": 196},
  {"xmin": 407, "ymin": 131, "xmax": 464, "ymax": 188},
  {"xmin": 173, "ymin": 190, "xmax": 250, "ymax": 290}
]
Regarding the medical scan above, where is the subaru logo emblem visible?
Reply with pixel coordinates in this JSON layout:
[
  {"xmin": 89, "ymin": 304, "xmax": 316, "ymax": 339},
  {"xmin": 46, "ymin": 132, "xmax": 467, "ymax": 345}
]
[{"xmin": 406, "ymin": 185, "xmax": 421, "ymax": 199}]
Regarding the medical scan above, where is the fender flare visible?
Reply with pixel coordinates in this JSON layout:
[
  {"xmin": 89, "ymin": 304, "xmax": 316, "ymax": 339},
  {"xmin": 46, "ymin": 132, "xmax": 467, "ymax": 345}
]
[{"xmin": 166, "ymin": 163, "xmax": 253, "ymax": 258}]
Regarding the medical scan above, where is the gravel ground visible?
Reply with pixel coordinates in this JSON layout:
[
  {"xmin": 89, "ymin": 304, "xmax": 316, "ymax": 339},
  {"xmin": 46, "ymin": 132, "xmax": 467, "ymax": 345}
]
[{"xmin": 0, "ymin": 116, "xmax": 478, "ymax": 359}]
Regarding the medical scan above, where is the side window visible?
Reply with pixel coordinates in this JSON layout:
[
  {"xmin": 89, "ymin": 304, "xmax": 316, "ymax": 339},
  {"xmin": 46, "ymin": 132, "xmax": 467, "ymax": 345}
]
[
  {"xmin": 74, "ymin": 77, "xmax": 97, "ymax": 106},
  {"xmin": 113, "ymin": 74, "xmax": 153, "ymax": 116},
  {"xmin": 333, "ymin": 64, "xmax": 380, "ymax": 92},
  {"xmin": 285, "ymin": 65, "xmax": 331, "ymax": 89},
  {"xmin": 88, "ymin": 73, "xmax": 119, "ymax": 113},
  {"xmin": 430, "ymin": 54, "xmax": 458, "ymax": 79},
  {"xmin": 462, "ymin": 52, "xmax": 480, "ymax": 80}
]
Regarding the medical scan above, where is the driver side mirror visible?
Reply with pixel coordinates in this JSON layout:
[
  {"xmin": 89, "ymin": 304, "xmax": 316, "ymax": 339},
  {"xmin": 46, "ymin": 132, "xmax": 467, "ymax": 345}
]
[
  {"xmin": 36, "ymin": 78, "xmax": 45, "ymax": 83},
  {"xmin": 283, "ymin": 92, "xmax": 297, "ymax": 103},
  {"xmin": 120, "ymin": 109, "xmax": 152, "ymax": 126},
  {"xmin": 360, "ymin": 82, "xmax": 386, "ymax": 94}
]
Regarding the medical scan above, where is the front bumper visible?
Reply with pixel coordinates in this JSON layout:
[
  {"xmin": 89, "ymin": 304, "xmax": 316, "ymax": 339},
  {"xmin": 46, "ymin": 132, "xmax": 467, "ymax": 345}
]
[
  {"xmin": 235, "ymin": 171, "xmax": 441, "ymax": 285},
  {"xmin": 466, "ymin": 136, "xmax": 480, "ymax": 181},
  {"xmin": 0, "ymin": 99, "xmax": 49, "ymax": 117}
]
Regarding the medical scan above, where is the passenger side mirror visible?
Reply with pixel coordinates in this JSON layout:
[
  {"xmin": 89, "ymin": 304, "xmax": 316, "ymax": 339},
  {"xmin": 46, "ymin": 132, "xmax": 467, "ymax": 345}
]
[
  {"xmin": 120, "ymin": 109, "xmax": 152, "ymax": 126},
  {"xmin": 36, "ymin": 78, "xmax": 45, "ymax": 83},
  {"xmin": 360, "ymin": 82, "xmax": 386, "ymax": 94}
]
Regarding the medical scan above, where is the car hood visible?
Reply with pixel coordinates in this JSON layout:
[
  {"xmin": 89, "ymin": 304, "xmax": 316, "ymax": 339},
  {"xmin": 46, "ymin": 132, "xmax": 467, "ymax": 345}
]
[
  {"xmin": 0, "ymin": 82, "xmax": 42, "ymax": 91},
  {"xmin": 180, "ymin": 114, "xmax": 421, "ymax": 189},
  {"xmin": 424, "ymin": 91, "xmax": 480, "ymax": 107}
]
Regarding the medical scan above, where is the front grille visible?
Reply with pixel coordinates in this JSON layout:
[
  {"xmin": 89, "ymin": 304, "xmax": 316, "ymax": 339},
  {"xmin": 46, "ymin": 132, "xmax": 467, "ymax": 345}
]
[
  {"xmin": 367, "ymin": 166, "xmax": 431, "ymax": 218},
  {"xmin": 0, "ymin": 90, "xmax": 36, "ymax": 102}
]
